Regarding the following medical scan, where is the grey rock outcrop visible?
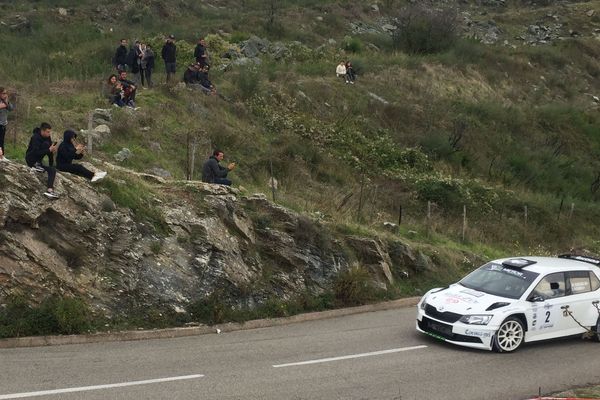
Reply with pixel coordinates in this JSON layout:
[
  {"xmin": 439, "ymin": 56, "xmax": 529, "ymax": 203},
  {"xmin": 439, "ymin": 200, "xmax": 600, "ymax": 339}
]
[{"xmin": 0, "ymin": 163, "xmax": 440, "ymax": 318}]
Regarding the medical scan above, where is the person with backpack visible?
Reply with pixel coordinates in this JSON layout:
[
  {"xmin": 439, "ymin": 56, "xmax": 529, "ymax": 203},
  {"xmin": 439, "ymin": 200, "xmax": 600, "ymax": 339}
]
[{"xmin": 25, "ymin": 122, "xmax": 59, "ymax": 199}]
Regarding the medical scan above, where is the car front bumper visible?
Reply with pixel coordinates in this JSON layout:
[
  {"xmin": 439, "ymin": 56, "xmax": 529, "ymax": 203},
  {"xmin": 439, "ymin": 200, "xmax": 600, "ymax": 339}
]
[{"xmin": 416, "ymin": 307, "xmax": 496, "ymax": 351}]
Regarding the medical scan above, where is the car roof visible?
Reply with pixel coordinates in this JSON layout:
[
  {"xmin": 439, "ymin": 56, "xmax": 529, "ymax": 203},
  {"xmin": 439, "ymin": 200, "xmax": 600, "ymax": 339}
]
[{"xmin": 494, "ymin": 256, "xmax": 600, "ymax": 274}]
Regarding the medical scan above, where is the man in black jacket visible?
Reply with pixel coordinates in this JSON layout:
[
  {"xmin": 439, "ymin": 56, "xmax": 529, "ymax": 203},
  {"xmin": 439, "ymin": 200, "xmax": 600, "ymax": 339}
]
[
  {"xmin": 25, "ymin": 122, "xmax": 59, "ymax": 199},
  {"xmin": 161, "ymin": 35, "xmax": 177, "ymax": 83},
  {"xmin": 202, "ymin": 149, "xmax": 235, "ymax": 186},
  {"xmin": 113, "ymin": 39, "xmax": 128, "ymax": 71},
  {"xmin": 57, "ymin": 130, "xmax": 107, "ymax": 182},
  {"xmin": 194, "ymin": 38, "xmax": 208, "ymax": 67}
]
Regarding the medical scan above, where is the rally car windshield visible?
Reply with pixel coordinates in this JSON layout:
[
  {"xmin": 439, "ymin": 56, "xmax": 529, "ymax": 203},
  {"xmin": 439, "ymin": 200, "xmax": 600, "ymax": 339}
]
[{"xmin": 459, "ymin": 263, "xmax": 540, "ymax": 299}]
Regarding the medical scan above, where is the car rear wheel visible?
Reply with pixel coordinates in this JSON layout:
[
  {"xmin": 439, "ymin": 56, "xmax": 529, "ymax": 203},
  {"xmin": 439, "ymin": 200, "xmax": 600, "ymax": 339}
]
[
  {"xmin": 493, "ymin": 317, "xmax": 525, "ymax": 353},
  {"xmin": 593, "ymin": 317, "xmax": 600, "ymax": 343}
]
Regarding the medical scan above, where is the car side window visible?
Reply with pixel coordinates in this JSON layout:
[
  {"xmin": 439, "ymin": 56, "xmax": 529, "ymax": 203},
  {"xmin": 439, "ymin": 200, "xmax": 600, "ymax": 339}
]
[
  {"xmin": 568, "ymin": 271, "xmax": 592, "ymax": 295},
  {"xmin": 531, "ymin": 272, "xmax": 566, "ymax": 300},
  {"xmin": 591, "ymin": 273, "xmax": 600, "ymax": 291}
]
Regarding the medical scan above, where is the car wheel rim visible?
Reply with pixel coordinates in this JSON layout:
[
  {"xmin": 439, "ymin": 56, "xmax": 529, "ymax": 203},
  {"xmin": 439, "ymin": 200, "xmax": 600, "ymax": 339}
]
[{"xmin": 497, "ymin": 320, "xmax": 523, "ymax": 351}]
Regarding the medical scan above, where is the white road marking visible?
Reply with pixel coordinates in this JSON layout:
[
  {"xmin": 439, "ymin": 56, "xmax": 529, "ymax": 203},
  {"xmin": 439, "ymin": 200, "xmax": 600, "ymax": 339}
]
[
  {"xmin": 0, "ymin": 374, "xmax": 204, "ymax": 399},
  {"xmin": 273, "ymin": 345, "xmax": 427, "ymax": 368}
]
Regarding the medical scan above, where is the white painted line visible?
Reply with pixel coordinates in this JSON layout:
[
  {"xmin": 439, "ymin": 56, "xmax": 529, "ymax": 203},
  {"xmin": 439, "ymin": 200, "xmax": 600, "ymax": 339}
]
[
  {"xmin": 0, "ymin": 374, "xmax": 204, "ymax": 399},
  {"xmin": 273, "ymin": 345, "xmax": 427, "ymax": 368}
]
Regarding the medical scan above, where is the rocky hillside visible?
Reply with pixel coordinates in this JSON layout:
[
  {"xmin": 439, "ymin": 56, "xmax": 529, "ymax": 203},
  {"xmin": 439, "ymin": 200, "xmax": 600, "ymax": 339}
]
[{"xmin": 0, "ymin": 160, "xmax": 454, "ymax": 321}]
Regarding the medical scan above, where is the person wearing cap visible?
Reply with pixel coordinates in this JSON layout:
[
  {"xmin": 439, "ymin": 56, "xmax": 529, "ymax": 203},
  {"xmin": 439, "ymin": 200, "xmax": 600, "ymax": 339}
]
[
  {"xmin": 57, "ymin": 130, "xmax": 107, "ymax": 182},
  {"xmin": 161, "ymin": 35, "xmax": 177, "ymax": 83}
]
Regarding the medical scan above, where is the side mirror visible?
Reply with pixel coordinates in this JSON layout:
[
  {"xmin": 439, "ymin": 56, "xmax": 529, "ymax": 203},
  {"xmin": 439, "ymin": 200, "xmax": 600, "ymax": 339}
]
[{"xmin": 528, "ymin": 295, "xmax": 545, "ymax": 302}]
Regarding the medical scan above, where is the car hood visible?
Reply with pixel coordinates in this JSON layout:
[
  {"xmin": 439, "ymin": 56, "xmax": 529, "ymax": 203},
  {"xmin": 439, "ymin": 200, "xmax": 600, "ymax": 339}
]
[{"xmin": 424, "ymin": 284, "xmax": 514, "ymax": 314}]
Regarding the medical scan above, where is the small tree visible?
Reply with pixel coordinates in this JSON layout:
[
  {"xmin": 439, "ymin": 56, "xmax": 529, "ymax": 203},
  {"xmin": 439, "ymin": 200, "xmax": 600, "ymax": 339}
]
[{"xmin": 392, "ymin": 5, "xmax": 459, "ymax": 54}]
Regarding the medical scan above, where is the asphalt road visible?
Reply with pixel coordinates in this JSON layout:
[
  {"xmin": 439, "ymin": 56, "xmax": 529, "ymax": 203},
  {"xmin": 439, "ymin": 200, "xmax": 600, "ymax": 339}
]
[{"xmin": 0, "ymin": 307, "xmax": 599, "ymax": 400}]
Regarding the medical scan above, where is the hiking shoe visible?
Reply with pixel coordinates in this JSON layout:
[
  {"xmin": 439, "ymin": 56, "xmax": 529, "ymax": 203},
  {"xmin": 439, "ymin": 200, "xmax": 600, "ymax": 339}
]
[
  {"xmin": 31, "ymin": 163, "xmax": 45, "ymax": 173},
  {"xmin": 91, "ymin": 171, "xmax": 107, "ymax": 182},
  {"xmin": 43, "ymin": 191, "xmax": 59, "ymax": 199}
]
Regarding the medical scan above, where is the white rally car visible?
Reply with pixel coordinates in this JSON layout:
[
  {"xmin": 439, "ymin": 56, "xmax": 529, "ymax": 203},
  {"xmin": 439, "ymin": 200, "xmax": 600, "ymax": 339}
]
[{"xmin": 416, "ymin": 254, "xmax": 600, "ymax": 352}]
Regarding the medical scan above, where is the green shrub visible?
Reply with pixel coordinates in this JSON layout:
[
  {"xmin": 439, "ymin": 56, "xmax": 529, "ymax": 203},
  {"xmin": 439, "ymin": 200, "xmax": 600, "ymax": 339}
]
[
  {"xmin": 235, "ymin": 65, "xmax": 262, "ymax": 100},
  {"xmin": 342, "ymin": 36, "xmax": 363, "ymax": 53},
  {"xmin": 0, "ymin": 296, "xmax": 91, "ymax": 338},
  {"xmin": 392, "ymin": 5, "xmax": 458, "ymax": 54},
  {"xmin": 333, "ymin": 266, "xmax": 379, "ymax": 306}
]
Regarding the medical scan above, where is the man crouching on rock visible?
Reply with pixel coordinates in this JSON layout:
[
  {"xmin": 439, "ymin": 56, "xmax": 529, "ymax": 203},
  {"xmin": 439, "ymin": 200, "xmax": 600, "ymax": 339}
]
[
  {"xmin": 202, "ymin": 149, "xmax": 235, "ymax": 186},
  {"xmin": 57, "ymin": 130, "xmax": 107, "ymax": 183},
  {"xmin": 25, "ymin": 122, "xmax": 59, "ymax": 199}
]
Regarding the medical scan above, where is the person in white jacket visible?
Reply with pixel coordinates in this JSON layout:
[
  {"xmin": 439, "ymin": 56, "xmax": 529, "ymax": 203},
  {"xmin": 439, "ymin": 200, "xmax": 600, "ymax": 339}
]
[{"xmin": 336, "ymin": 61, "xmax": 347, "ymax": 81}]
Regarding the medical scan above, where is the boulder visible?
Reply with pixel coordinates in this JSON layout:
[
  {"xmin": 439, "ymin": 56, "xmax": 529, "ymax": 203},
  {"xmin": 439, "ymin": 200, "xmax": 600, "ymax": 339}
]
[
  {"xmin": 114, "ymin": 148, "xmax": 132, "ymax": 162},
  {"xmin": 147, "ymin": 167, "xmax": 172, "ymax": 179},
  {"xmin": 93, "ymin": 108, "xmax": 112, "ymax": 125}
]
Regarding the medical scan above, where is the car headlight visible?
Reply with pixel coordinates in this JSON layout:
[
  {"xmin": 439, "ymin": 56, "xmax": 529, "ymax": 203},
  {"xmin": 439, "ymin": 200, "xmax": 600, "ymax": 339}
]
[{"xmin": 459, "ymin": 315, "xmax": 493, "ymax": 325}]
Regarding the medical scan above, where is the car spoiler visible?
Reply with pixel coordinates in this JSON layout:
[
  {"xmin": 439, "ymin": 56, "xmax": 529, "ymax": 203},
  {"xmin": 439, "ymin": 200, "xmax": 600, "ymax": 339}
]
[{"xmin": 558, "ymin": 253, "xmax": 600, "ymax": 266}]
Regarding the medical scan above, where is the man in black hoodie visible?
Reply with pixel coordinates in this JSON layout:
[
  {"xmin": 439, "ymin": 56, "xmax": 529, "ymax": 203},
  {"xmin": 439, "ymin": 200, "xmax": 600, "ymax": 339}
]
[
  {"xmin": 57, "ymin": 130, "xmax": 107, "ymax": 182},
  {"xmin": 25, "ymin": 122, "xmax": 59, "ymax": 199},
  {"xmin": 161, "ymin": 35, "xmax": 177, "ymax": 83},
  {"xmin": 113, "ymin": 39, "xmax": 128, "ymax": 71},
  {"xmin": 201, "ymin": 149, "xmax": 235, "ymax": 186}
]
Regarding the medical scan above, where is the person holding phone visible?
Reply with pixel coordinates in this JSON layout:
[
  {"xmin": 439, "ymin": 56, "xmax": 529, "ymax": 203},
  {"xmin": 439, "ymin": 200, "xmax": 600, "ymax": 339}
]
[
  {"xmin": 25, "ymin": 122, "xmax": 59, "ymax": 199},
  {"xmin": 57, "ymin": 130, "xmax": 107, "ymax": 182},
  {"xmin": 201, "ymin": 149, "xmax": 235, "ymax": 186}
]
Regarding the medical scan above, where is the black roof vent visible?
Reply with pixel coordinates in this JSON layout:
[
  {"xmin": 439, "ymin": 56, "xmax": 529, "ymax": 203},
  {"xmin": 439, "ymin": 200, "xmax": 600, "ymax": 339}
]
[
  {"xmin": 502, "ymin": 258, "xmax": 537, "ymax": 269},
  {"xmin": 558, "ymin": 254, "xmax": 600, "ymax": 266}
]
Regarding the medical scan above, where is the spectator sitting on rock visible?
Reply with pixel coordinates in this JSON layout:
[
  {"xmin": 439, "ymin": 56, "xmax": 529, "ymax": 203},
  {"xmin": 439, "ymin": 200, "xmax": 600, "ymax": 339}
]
[
  {"xmin": 198, "ymin": 65, "xmax": 217, "ymax": 95},
  {"xmin": 183, "ymin": 63, "xmax": 200, "ymax": 85},
  {"xmin": 345, "ymin": 61, "xmax": 356, "ymax": 84},
  {"xmin": 336, "ymin": 61, "xmax": 346, "ymax": 80},
  {"xmin": 57, "ymin": 130, "xmax": 107, "ymax": 182},
  {"xmin": 118, "ymin": 70, "xmax": 137, "ymax": 108},
  {"xmin": 25, "ymin": 122, "xmax": 59, "ymax": 199},
  {"xmin": 202, "ymin": 149, "xmax": 235, "ymax": 186},
  {"xmin": 113, "ymin": 38, "xmax": 128, "ymax": 71},
  {"xmin": 104, "ymin": 75, "xmax": 125, "ymax": 107}
]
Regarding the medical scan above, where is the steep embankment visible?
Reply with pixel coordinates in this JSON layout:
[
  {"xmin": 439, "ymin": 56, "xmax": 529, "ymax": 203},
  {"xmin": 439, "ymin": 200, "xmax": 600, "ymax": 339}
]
[{"xmin": 1, "ymin": 160, "xmax": 470, "ymax": 327}]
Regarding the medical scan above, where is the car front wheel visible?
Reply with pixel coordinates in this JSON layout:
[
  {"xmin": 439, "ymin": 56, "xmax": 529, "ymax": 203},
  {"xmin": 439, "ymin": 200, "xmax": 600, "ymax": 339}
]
[{"xmin": 493, "ymin": 317, "xmax": 525, "ymax": 353}]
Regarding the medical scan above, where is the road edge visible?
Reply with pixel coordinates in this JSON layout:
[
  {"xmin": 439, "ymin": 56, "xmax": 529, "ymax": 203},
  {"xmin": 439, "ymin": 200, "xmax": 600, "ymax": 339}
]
[{"xmin": 0, "ymin": 297, "xmax": 420, "ymax": 349}]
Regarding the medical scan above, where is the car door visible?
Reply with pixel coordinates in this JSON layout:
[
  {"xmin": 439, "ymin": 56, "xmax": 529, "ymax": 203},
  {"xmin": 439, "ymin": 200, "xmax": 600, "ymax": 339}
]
[
  {"xmin": 564, "ymin": 271, "xmax": 600, "ymax": 332},
  {"xmin": 525, "ymin": 272, "xmax": 573, "ymax": 342}
]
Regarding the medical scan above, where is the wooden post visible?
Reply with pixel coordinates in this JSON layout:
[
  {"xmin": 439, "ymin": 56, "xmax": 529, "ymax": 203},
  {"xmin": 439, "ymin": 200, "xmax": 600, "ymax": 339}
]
[
  {"xmin": 398, "ymin": 204, "xmax": 402, "ymax": 225},
  {"xmin": 426, "ymin": 201, "xmax": 432, "ymax": 235},
  {"xmin": 190, "ymin": 135, "xmax": 197, "ymax": 180},
  {"xmin": 462, "ymin": 205, "xmax": 467, "ymax": 242},
  {"xmin": 524, "ymin": 205, "xmax": 528, "ymax": 224},
  {"xmin": 357, "ymin": 170, "xmax": 365, "ymax": 220},
  {"xmin": 186, "ymin": 132, "xmax": 191, "ymax": 180},
  {"xmin": 86, "ymin": 112, "xmax": 93, "ymax": 155},
  {"xmin": 269, "ymin": 158, "xmax": 276, "ymax": 203},
  {"xmin": 558, "ymin": 197, "xmax": 564, "ymax": 221},
  {"xmin": 569, "ymin": 203, "xmax": 574, "ymax": 221}
]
